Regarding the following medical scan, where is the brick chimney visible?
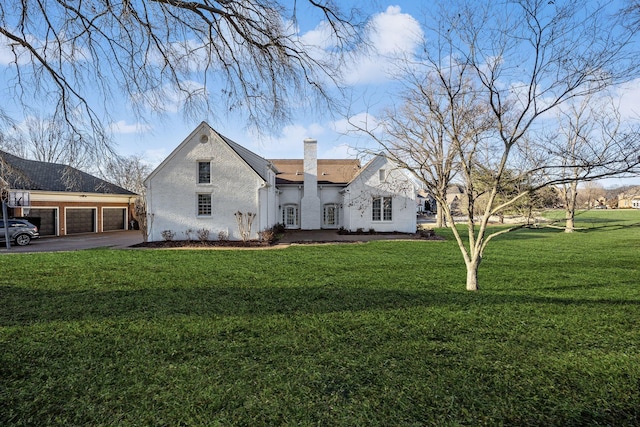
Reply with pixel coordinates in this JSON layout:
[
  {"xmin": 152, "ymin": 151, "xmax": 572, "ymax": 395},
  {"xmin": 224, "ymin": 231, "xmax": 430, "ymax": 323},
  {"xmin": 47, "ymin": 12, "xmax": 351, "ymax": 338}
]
[{"xmin": 301, "ymin": 138, "xmax": 321, "ymax": 229}]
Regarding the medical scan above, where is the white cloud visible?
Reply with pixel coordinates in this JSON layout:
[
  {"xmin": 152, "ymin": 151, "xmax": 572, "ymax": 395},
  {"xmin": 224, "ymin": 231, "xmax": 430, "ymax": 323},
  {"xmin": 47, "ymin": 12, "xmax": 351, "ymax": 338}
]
[
  {"xmin": 343, "ymin": 6, "xmax": 423, "ymax": 85},
  {"xmin": 133, "ymin": 80, "xmax": 207, "ymax": 114},
  {"xmin": 321, "ymin": 143, "xmax": 357, "ymax": 159},
  {"xmin": 300, "ymin": 20, "xmax": 339, "ymax": 51},
  {"xmin": 331, "ymin": 112, "xmax": 378, "ymax": 134},
  {"xmin": 0, "ymin": 32, "xmax": 89, "ymax": 67},
  {"xmin": 613, "ymin": 79, "xmax": 640, "ymax": 120},
  {"xmin": 142, "ymin": 148, "xmax": 169, "ymax": 169},
  {"xmin": 108, "ymin": 120, "xmax": 152, "ymax": 135},
  {"xmin": 244, "ymin": 122, "xmax": 328, "ymax": 159}
]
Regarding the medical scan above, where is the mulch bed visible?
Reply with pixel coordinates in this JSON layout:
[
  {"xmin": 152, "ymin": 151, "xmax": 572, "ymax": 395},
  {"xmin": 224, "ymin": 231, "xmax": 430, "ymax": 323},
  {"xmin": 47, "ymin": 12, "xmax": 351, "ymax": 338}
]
[
  {"xmin": 130, "ymin": 240, "xmax": 272, "ymax": 249},
  {"xmin": 131, "ymin": 231, "xmax": 443, "ymax": 249}
]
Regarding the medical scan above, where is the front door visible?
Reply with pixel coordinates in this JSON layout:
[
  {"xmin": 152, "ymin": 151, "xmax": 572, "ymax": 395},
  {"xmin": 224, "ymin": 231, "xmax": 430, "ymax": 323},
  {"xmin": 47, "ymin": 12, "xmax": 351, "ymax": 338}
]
[{"xmin": 323, "ymin": 204, "xmax": 339, "ymax": 228}]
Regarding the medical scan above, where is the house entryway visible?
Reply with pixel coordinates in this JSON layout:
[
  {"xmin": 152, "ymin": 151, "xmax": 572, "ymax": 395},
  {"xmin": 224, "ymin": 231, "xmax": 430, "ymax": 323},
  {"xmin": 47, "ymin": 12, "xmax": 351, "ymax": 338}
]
[
  {"xmin": 322, "ymin": 204, "xmax": 339, "ymax": 229},
  {"xmin": 283, "ymin": 205, "xmax": 299, "ymax": 229}
]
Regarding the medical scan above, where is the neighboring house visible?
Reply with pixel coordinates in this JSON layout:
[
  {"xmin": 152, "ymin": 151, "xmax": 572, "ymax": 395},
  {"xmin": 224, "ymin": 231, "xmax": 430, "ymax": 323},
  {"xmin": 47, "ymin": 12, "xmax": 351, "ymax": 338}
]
[
  {"xmin": 618, "ymin": 186, "xmax": 640, "ymax": 209},
  {"xmin": 416, "ymin": 189, "xmax": 435, "ymax": 213},
  {"xmin": 0, "ymin": 150, "xmax": 137, "ymax": 236},
  {"xmin": 446, "ymin": 185, "xmax": 465, "ymax": 214},
  {"xmin": 144, "ymin": 122, "xmax": 416, "ymax": 241}
]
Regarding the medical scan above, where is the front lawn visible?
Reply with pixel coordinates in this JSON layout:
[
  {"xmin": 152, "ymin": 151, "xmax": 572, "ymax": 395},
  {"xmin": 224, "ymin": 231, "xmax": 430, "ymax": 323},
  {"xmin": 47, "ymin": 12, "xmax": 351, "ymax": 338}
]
[{"xmin": 1, "ymin": 211, "xmax": 639, "ymax": 425}]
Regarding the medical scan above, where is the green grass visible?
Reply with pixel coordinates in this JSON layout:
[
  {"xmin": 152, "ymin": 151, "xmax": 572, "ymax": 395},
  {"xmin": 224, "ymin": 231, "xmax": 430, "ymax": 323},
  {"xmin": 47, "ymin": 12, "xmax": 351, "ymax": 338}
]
[{"xmin": 1, "ymin": 210, "xmax": 639, "ymax": 426}]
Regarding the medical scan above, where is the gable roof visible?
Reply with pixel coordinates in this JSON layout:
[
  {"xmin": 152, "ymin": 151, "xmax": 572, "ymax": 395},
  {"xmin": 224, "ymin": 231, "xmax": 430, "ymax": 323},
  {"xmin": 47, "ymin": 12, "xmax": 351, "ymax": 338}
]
[
  {"xmin": 271, "ymin": 159, "xmax": 361, "ymax": 185},
  {"xmin": 145, "ymin": 122, "xmax": 276, "ymax": 186},
  {"xmin": 0, "ymin": 150, "xmax": 136, "ymax": 195}
]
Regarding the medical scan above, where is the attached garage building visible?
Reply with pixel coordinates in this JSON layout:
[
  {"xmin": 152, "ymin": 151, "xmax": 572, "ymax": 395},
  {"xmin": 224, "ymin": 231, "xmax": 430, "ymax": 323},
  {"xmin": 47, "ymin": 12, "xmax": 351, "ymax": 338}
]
[{"xmin": 1, "ymin": 150, "xmax": 137, "ymax": 236}]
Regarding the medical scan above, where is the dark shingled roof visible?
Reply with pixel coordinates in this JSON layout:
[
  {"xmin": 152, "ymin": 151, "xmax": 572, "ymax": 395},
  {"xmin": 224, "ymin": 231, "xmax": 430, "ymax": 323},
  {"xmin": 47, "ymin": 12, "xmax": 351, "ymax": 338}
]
[
  {"xmin": 216, "ymin": 131, "xmax": 278, "ymax": 182},
  {"xmin": 0, "ymin": 150, "xmax": 136, "ymax": 195}
]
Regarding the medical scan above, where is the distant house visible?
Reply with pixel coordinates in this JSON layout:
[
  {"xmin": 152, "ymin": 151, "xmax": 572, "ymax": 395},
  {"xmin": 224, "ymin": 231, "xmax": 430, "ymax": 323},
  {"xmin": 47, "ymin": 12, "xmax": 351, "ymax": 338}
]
[
  {"xmin": 144, "ymin": 122, "xmax": 416, "ymax": 241},
  {"xmin": 416, "ymin": 189, "xmax": 435, "ymax": 213},
  {"xmin": 617, "ymin": 186, "xmax": 640, "ymax": 209},
  {"xmin": 0, "ymin": 150, "xmax": 137, "ymax": 236}
]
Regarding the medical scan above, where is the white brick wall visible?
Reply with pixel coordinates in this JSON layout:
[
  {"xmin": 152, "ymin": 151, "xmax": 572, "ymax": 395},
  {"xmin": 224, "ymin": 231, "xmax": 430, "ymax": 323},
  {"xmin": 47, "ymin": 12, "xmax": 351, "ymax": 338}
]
[{"xmin": 146, "ymin": 126, "xmax": 267, "ymax": 241}]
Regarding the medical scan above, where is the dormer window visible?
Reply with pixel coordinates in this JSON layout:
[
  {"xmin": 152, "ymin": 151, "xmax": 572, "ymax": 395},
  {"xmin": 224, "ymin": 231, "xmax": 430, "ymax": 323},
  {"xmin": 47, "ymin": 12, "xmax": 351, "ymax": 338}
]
[{"xmin": 198, "ymin": 161, "xmax": 211, "ymax": 184}]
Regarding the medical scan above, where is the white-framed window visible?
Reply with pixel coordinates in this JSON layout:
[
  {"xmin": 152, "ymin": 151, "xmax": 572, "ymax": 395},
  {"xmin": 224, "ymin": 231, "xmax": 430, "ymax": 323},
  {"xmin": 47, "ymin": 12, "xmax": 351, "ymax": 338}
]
[
  {"xmin": 197, "ymin": 193, "xmax": 212, "ymax": 216},
  {"xmin": 198, "ymin": 161, "xmax": 211, "ymax": 184},
  {"xmin": 282, "ymin": 204, "xmax": 299, "ymax": 228},
  {"xmin": 379, "ymin": 169, "xmax": 386, "ymax": 182},
  {"xmin": 372, "ymin": 196, "xmax": 392, "ymax": 221}
]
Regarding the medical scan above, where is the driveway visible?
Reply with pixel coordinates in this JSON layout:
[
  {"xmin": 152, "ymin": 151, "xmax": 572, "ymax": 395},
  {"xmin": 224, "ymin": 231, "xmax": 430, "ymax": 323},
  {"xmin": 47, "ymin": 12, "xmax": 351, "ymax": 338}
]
[{"xmin": 0, "ymin": 230, "xmax": 144, "ymax": 254}]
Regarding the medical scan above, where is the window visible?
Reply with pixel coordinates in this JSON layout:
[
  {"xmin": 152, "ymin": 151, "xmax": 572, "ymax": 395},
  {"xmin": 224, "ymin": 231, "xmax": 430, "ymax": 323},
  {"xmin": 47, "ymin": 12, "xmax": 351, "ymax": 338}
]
[
  {"xmin": 379, "ymin": 169, "xmax": 386, "ymax": 182},
  {"xmin": 197, "ymin": 194, "xmax": 212, "ymax": 216},
  {"xmin": 198, "ymin": 161, "xmax": 211, "ymax": 184},
  {"xmin": 372, "ymin": 196, "xmax": 392, "ymax": 221}
]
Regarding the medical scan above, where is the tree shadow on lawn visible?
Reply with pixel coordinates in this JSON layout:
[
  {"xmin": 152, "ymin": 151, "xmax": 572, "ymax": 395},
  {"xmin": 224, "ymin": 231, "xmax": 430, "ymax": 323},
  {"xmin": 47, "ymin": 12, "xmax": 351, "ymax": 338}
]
[
  {"xmin": 2, "ymin": 285, "xmax": 638, "ymax": 326},
  {"xmin": 485, "ymin": 220, "xmax": 640, "ymax": 242}
]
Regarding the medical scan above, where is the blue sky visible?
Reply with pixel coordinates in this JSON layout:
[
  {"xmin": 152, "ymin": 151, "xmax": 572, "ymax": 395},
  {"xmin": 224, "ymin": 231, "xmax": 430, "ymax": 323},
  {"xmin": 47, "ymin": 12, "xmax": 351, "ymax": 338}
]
[
  {"xmin": 1, "ymin": 1, "xmax": 639, "ymax": 187},
  {"xmin": 106, "ymin": 3, "xmax": 428, "ymax": 165}
]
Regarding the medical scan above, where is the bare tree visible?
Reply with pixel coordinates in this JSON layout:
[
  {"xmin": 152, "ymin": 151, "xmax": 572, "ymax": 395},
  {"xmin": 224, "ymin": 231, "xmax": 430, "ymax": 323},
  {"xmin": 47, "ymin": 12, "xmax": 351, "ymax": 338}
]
[
  {"xmin": 577, "ymin": 182, "xmax": 606, "ymax": 208},
  {"xmin": 1, "ymin": 115, "xmax": 97, "ymax": 171},
  {"xmin": 372, "ymin": 97, "xmax": 463, "ymax": 227},
  {"xmin": 101, "ymin": 154, "xmax": 152, "ymax": 195},
  {"xmin": 0, "ymin": 1, "xmax": 360, "ymax": 148},
  {"xmin": 355, "ymin": 0, "xmax": 640, "ymax": 290},
  {"xmin": 548, "ymin": 96, "xmax": 634, "ymax": 232}
]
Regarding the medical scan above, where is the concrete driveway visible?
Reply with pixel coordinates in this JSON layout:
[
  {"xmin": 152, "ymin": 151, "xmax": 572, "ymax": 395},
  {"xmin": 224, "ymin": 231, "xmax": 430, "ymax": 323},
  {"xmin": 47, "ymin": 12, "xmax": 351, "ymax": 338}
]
[{"xmin": 0, "ymin": 230, "xmax": 144, "ymax": 254}]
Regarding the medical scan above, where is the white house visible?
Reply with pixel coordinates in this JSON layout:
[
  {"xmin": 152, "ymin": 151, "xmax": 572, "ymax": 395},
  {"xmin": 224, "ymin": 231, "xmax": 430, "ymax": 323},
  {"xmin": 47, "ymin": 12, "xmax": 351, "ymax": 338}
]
[{"xmin": 144, "ymin": 122, "xmax": 416, "ymax": 241}]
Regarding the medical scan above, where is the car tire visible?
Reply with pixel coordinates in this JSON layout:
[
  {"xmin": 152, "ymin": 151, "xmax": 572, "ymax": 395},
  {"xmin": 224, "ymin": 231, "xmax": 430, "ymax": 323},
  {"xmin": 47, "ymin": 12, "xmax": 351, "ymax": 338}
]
[{"xmin": 15, "ymin": 234, "xmax": 31, "ymax": 246}]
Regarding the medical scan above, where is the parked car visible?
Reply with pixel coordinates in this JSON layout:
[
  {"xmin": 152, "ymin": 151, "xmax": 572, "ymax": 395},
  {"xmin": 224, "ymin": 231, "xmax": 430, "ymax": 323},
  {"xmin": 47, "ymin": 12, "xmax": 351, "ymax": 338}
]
[{"xmin": 0, "ymin": 219, "xmax": 40, "ymax": 246}]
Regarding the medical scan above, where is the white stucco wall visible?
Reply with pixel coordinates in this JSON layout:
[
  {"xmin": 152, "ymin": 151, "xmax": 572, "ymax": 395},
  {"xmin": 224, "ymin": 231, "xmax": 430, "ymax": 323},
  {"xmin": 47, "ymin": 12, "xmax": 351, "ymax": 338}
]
[
  {"xmin": 145, "ymin": 125, "xmax": 268, "ymax": 241},
  {"xmin": 343, "ymin": 156, "xmax": 416, "ymax": 233}
]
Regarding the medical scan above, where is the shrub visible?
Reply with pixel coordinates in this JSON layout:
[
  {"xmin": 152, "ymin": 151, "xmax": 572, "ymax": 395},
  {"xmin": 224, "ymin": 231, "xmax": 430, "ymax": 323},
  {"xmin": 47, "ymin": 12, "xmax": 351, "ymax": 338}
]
[
  {"xmin": 197, "ymin": 228, "xmax": 210, "ymax": 243},
  {"xmin": 184, "ymin": 228, "xmax": 194, "ymax": 241},
  {"xmin": 419, "ymin": 228, "xmax": 435, "ymax": 238},
  {"xmin": 272, "ymin": 223, "xmax": 286, "ymax": 234},
  {"xmin": 259, "ymin": 228, "xmax": 275, "ymax": 243},
  {"xmin": 217, "ymin": 230, "xmax": 229, "ymax": 241},
  {"xmin": 161, "ymin": 230, "xmax": 175, "ymax": 241}
]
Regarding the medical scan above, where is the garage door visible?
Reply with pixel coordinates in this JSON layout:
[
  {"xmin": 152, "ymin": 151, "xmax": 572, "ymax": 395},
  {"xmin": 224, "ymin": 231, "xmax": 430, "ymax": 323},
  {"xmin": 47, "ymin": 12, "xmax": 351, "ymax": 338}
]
[
  {"xmin": 66, "ymin": 208, "xmax": 96, "ymax": 234},
  {"xmin": 27, "ymin": 208, "xmax": 57, "ymax": 236},
  {"xmin": 103, "ymin": 208, "xmax": 126, "ymax": 231}
]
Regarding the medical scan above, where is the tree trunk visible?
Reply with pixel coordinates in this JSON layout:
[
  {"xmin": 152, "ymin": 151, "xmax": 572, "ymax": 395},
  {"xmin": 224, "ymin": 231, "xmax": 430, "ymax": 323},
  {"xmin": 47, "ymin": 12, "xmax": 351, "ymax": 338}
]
[
  {"xmin": 436, "ymin": 201, "xmax": 445, "ymax": 228},
  {"xmin": 465, "ymin": 259, "xmax": 480, "ymax": 291},
  {"xmin": 564, "ymin": 181, "xmax": 577, "ymax": 233},
  {"xmin": 565, "ymin": 215, "xmax": 575, "ymax": 233}
]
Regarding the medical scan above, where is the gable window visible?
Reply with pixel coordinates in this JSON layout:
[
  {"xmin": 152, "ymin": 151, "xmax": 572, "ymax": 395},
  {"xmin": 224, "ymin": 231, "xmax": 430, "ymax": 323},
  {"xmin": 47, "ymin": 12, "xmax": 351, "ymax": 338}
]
[
  {"xmin": 379, "ymin": 169, "xmax": 386, "ymax": 182},
  {"xmin": 197, "ymin": 194, "xmax": 212, "ymax": 216},
  {"xmin": 198, "ymin": 161, "xmax": 211, "ymax": 184},
  {"xmin": 372, "ymin": 196, "xmax": 392, "ymax": 221}
]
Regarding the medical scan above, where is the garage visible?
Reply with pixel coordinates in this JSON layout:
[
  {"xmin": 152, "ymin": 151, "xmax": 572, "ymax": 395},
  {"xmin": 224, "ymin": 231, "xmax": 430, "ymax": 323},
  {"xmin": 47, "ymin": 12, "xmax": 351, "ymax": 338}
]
[
  {"xmin": 26, "ymin": 208, "xmax": 57, "ymax": 236},
  {"xmin": 103, "ymin": 208, "xmax": 127, "ymax": 231},
  {"xmin": 66, "ymin": 208, "xmax": 96, "ymax": 234}
]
